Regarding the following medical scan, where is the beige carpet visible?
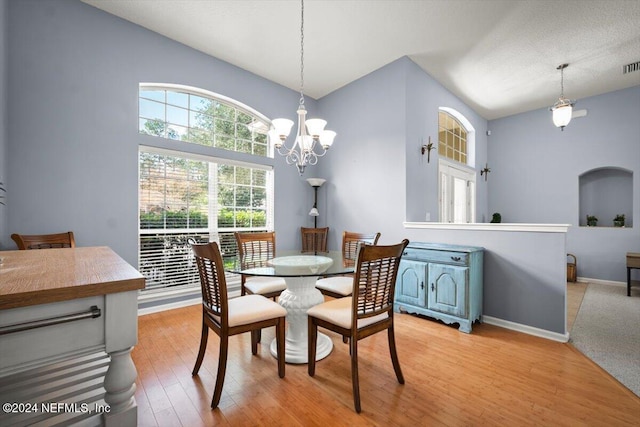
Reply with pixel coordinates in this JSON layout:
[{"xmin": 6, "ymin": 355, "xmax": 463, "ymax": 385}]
[{"xmin": 569, "ymin": 282, "xmax": 640, "ymax": 397}]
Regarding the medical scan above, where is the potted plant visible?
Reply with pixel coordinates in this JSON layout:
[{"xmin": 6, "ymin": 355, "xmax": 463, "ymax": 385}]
[
  {"xmin": 613, "ymin": 214, "xmax": 625, "ymax": 227},
  {"xmin": 586, "ymin": 215, "xmax": 598, "ymax": 227},
  {"xmin": 490, "ymin": 212, "xmax": 502, "ymax": 223}
]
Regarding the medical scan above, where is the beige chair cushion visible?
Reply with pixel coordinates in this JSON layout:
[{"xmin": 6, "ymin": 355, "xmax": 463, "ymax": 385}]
[
  {"xmin": 245, "ymin": 276, "xmax": 287, "ymax": 295},
  {"xmin": 315, "ymin": 276, "xmax": 353, "ymax": 296},
  {"xmin": 307, "ymin": 297, "xmax": 388, "ymax": 329},
  {"xmin": 209, "ymin": 295, "xmax": 287, "ymax": 327}
]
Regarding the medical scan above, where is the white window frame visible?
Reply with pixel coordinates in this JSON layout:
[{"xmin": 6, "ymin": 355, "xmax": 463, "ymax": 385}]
[{"xmin": 137, "ymin": 84, "xmax": 275, "ymax": 299}]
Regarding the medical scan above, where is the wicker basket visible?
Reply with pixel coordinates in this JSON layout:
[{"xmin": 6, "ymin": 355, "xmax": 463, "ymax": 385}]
[{"xmin": 567, "ymin": 253, "xmax": 577, "ymax": 282}]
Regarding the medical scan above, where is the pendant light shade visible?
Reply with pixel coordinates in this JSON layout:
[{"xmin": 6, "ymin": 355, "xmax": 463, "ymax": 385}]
[
  {"xmin": 550, "ymin": 64, "xmax": 576, "ymax": 131},
  {"xmin": 552, "ymin": 101, "xmax": 573, "ymax": 128}
]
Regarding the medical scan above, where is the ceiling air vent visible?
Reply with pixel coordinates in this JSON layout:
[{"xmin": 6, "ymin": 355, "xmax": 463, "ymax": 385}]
[{"xmin": 622, "ymin": 61, "xmax": 640, "ymax": 74}]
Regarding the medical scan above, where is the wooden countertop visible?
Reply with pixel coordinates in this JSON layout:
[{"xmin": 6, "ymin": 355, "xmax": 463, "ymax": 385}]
[{"xmin": 0, "ymin": 246, "xmax": 145, "ymax": 310}]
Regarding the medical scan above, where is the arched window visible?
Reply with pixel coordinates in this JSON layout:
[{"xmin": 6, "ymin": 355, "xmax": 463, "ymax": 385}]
[
  {"xmin": 138, "ymin": 84, "xmax": 274, "ymax": 293},
  {"xmin": 438, "ymin": 108, "xmax": 476, "ymax": 223},
  {"xmin": 139, "ymin": 84, "xmax": 270, "ymax": 157}
]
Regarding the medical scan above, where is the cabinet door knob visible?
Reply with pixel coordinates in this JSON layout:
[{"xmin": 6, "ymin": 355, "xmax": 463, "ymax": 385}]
[
  {"xmin": 431, "ymin": 283, "xmax": 435, "ymax": 291},
  {"xmin": 451, "ymin": 256, "xmax": 461, "ymax": 261},
  {"xmin": 420, "ymin": 281, "xmax": 424, "ymax": 290}
]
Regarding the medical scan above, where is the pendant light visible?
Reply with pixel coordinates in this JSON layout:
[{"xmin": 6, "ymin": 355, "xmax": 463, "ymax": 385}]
[
  {"xmin": 550, "ymin": 63, "xmax": 576, "ymax": 131},
  {"xmin": 268, "ymin": 0, "xmax": 336, "ymax": 174}
]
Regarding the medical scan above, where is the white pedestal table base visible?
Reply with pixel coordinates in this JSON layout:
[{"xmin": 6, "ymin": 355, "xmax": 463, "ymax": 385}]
[{"xmin": 270, "ymin": 276, "xmax": 333, "ymax": 364}]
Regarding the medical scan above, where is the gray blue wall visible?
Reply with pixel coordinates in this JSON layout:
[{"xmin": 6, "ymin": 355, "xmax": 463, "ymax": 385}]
[
  {"xmin": 0, "ymin": 0, "xmax": 7, "ymax": 246},
  {"xmin": 316, "ymin": 58, "xmax": 566, "ymax": 334},
  {"xmin": 4, "ymin": 0, "xmax": 315, "ymax": 263},
  {"xmin": 488, "ymin": 86, "xmax": 640, "ymax": 282}
]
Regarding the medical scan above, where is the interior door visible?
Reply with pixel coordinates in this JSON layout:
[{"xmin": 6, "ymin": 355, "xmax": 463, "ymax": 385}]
[{"xmin": 439, "ymin": 160, "xmax": 476, "ymax": 223}]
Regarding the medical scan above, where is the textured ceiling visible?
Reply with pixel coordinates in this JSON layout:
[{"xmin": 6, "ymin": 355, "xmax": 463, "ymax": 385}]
[{"xmin": 82, "ymin": 0, "xmax": 640, "ymax": 120}]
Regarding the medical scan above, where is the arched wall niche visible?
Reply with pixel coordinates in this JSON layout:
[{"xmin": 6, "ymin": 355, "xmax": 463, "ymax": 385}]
[{"xmin": 579, "ymin": 167, "xmax": 633, "ymax": 227}]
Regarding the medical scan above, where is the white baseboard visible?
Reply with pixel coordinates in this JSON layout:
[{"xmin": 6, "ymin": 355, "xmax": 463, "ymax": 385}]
[
  {"xmin": 137, "ymin": 289, "xmax": 242, "ymax": 316},
  {"xmin": 483, "ymin": 315, "xmax": 569, "ymax": 343},
  {"xmin": 576, "ymin": 277, "xmax": 626, "ymax": 287},
  {"xmin": 138, "ymin": 297, "xmax": 201, "ymax": 316}
]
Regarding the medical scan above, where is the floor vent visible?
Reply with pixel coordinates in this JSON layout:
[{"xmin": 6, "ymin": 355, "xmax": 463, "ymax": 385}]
[{"xmin": 622, "ymin": 61, "xmax": 640, "ymax": 74}]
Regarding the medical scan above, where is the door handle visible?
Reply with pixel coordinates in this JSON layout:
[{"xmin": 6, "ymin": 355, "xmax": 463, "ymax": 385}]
[
  {"xmin": 420, "ymin": 281, "xmax": 424, "ymax": 290},
  {"xmin": 431, "ymin": 283, "xmax": 435, "ymax": 291}
]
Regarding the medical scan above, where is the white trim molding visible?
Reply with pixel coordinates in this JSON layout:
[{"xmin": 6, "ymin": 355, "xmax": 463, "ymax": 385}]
[
  {"xmin": 403, "ymin": 221, "xmax": 571, "ymax": 233},
  {"xmin": 576, "ymin": 277, "xmax": 626, "ymax": 287},
  {"xmin": 483, "ymin": 316, "xmax": 570, "ymax": 343}
]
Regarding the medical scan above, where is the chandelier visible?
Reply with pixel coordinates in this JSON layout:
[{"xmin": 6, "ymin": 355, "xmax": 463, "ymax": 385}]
[
  {"xmin": 268, "ymin": 0, "xmax": 336, "ymax": 175},
  {"xmin": 550, "ymin": 63, "xmax": 576, "ymax": 131}
]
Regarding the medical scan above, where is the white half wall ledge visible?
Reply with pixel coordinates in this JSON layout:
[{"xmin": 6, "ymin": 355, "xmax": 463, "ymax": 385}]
[{"xmin": 403, "ymin": 222, "xmax": 571, "ymax": 233}]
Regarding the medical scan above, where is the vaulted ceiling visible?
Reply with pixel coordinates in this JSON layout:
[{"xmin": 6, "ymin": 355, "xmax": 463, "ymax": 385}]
[{"xmin": 82, "ymin": 0, "xmax": 640, "ymax": 120}]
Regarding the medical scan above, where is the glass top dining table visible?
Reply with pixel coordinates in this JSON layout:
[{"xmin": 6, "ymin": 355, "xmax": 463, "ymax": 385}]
[
  {"xmin": 227, "ymin": 250, "xmax": 354, "ymax": 277},
  {"xmin": 227, "ymin": 250, "xmax": 354, "ymax": 364}
]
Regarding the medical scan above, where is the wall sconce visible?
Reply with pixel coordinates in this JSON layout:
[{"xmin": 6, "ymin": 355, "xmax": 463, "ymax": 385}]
[
  {"xmin": 480, "ymin": 163, "xmax": 491, "ymax": 181},
  {"xmin": 420, "ymin": 136, "xmax": 435, "ymax": 163}
]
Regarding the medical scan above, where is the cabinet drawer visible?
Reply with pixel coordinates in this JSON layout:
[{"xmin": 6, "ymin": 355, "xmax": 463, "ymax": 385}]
[{"xmin": 402, "ymin": 248, "xmax": 468, "ymax": 266}]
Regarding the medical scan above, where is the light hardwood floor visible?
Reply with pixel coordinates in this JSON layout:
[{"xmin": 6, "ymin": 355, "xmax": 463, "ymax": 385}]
[{"xmin": 133, "ymin": 289, "xmax": 639, "ymax": 426}]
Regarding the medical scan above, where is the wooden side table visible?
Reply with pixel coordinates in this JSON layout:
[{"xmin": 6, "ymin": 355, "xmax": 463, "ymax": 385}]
[{"xmin": 627, "ymin": 252, "xmax": 640, "ymax": 296}]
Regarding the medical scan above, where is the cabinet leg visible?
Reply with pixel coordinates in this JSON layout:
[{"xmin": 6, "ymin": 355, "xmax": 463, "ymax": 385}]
[{"xmin": 103, "ymin": 346, "xmax": 137, "ymax": 426}]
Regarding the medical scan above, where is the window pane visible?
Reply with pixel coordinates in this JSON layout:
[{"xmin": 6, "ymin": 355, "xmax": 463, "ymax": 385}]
[
  {"xmin": 237, "ymin": 111, "xmax": 253, "ymax": 125},
  {"xmin": 190, "ymin": 111, "xmax": 214, "ymax": 130},
  {"xmin": 140, "ymin": 118, "xmax": 166, "ymax": 137},
  {"xmin": 188, "ymin": 128, "xmax": 213, "ymax": 146},
  {"xmin": 252, "ymin": 187, "xmax": 266, "ymax": 207},
  {"xmin": 167, "ymin": 91, "xmax": 189, "ymax": 108},
  {"xmin": 236, "ymin": 187, "xmax": 251, "ymax": 207},
  {"xmin": 167, "ymin": 105, "xmax": 189, "ymax": 127},
  {"xmin": 140, "ymin": 90, "xmax": 165, "ymax": 103},
  {"xmin": 190, "ymin": 95, "xmax": 214, "ymax": 113},
  {"xmin": 236, "ymin": 123, "xmax": 251, "ymax": 140},
  {"xmin": 252, "ymin": 169, "xmax": 266, "ymax": 186},
  {"xmin": 166, "ymin": 124, "xmax": 187, "ymax": 140},
  {"xmin": 215, "ymin": 118, "xmax": 234, "ymax": 137},
  {"xmin": 140, "ymin": 98, "xmax": 165, "ymax": 120},
  {"xmin": 252, "ymin": 209, "xmax": 266, "ymax": 227},
  {"xmin": 218, "ymin": 184, "xmax": 234, "ymax": 206},
  {"xmin": 216, "ymin": 103, "xmax": 235, "ymax": 120},
  {"xmin": 253, "ymin": 143, "xmax": 267, "ymax": 157},
  {"xmin": 215, "ymin": 136, "xmax": 235, "ymax": 150},
  {"xmin": 236, "ymin": 139, "xmax": 251, "ymax": 154},
  {"xmin": 236, "ymin": 168, "xmax": 251, "ymax": 185}
]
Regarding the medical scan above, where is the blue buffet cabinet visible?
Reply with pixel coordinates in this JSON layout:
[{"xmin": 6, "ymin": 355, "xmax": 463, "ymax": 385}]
[{"xmin": 394, "ymin": 242, "xmax": 484, "ymax": 333}]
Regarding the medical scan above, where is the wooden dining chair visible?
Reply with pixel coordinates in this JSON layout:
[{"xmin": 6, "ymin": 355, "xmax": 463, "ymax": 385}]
[
  {"xmin": 234, "ymin": 231, "xmax": 287, "ymax": 300},
  {"xmin": 11, "ymin": 231, "xmax": 76, "ymax": 250},
  {"xmin": 307, "ymin": 239, "xmax": 409, "ymax": 413},
  {"xmin": 191, "ymin": 241, "xmax": 286, "ymax": 409},
  {"xmin": 301, "ymin": 226, "xmax": 329, "ymax": 253},
  {"xmin": 315, "ymin": 231, "xmax": 381, "ymax": 298}
]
